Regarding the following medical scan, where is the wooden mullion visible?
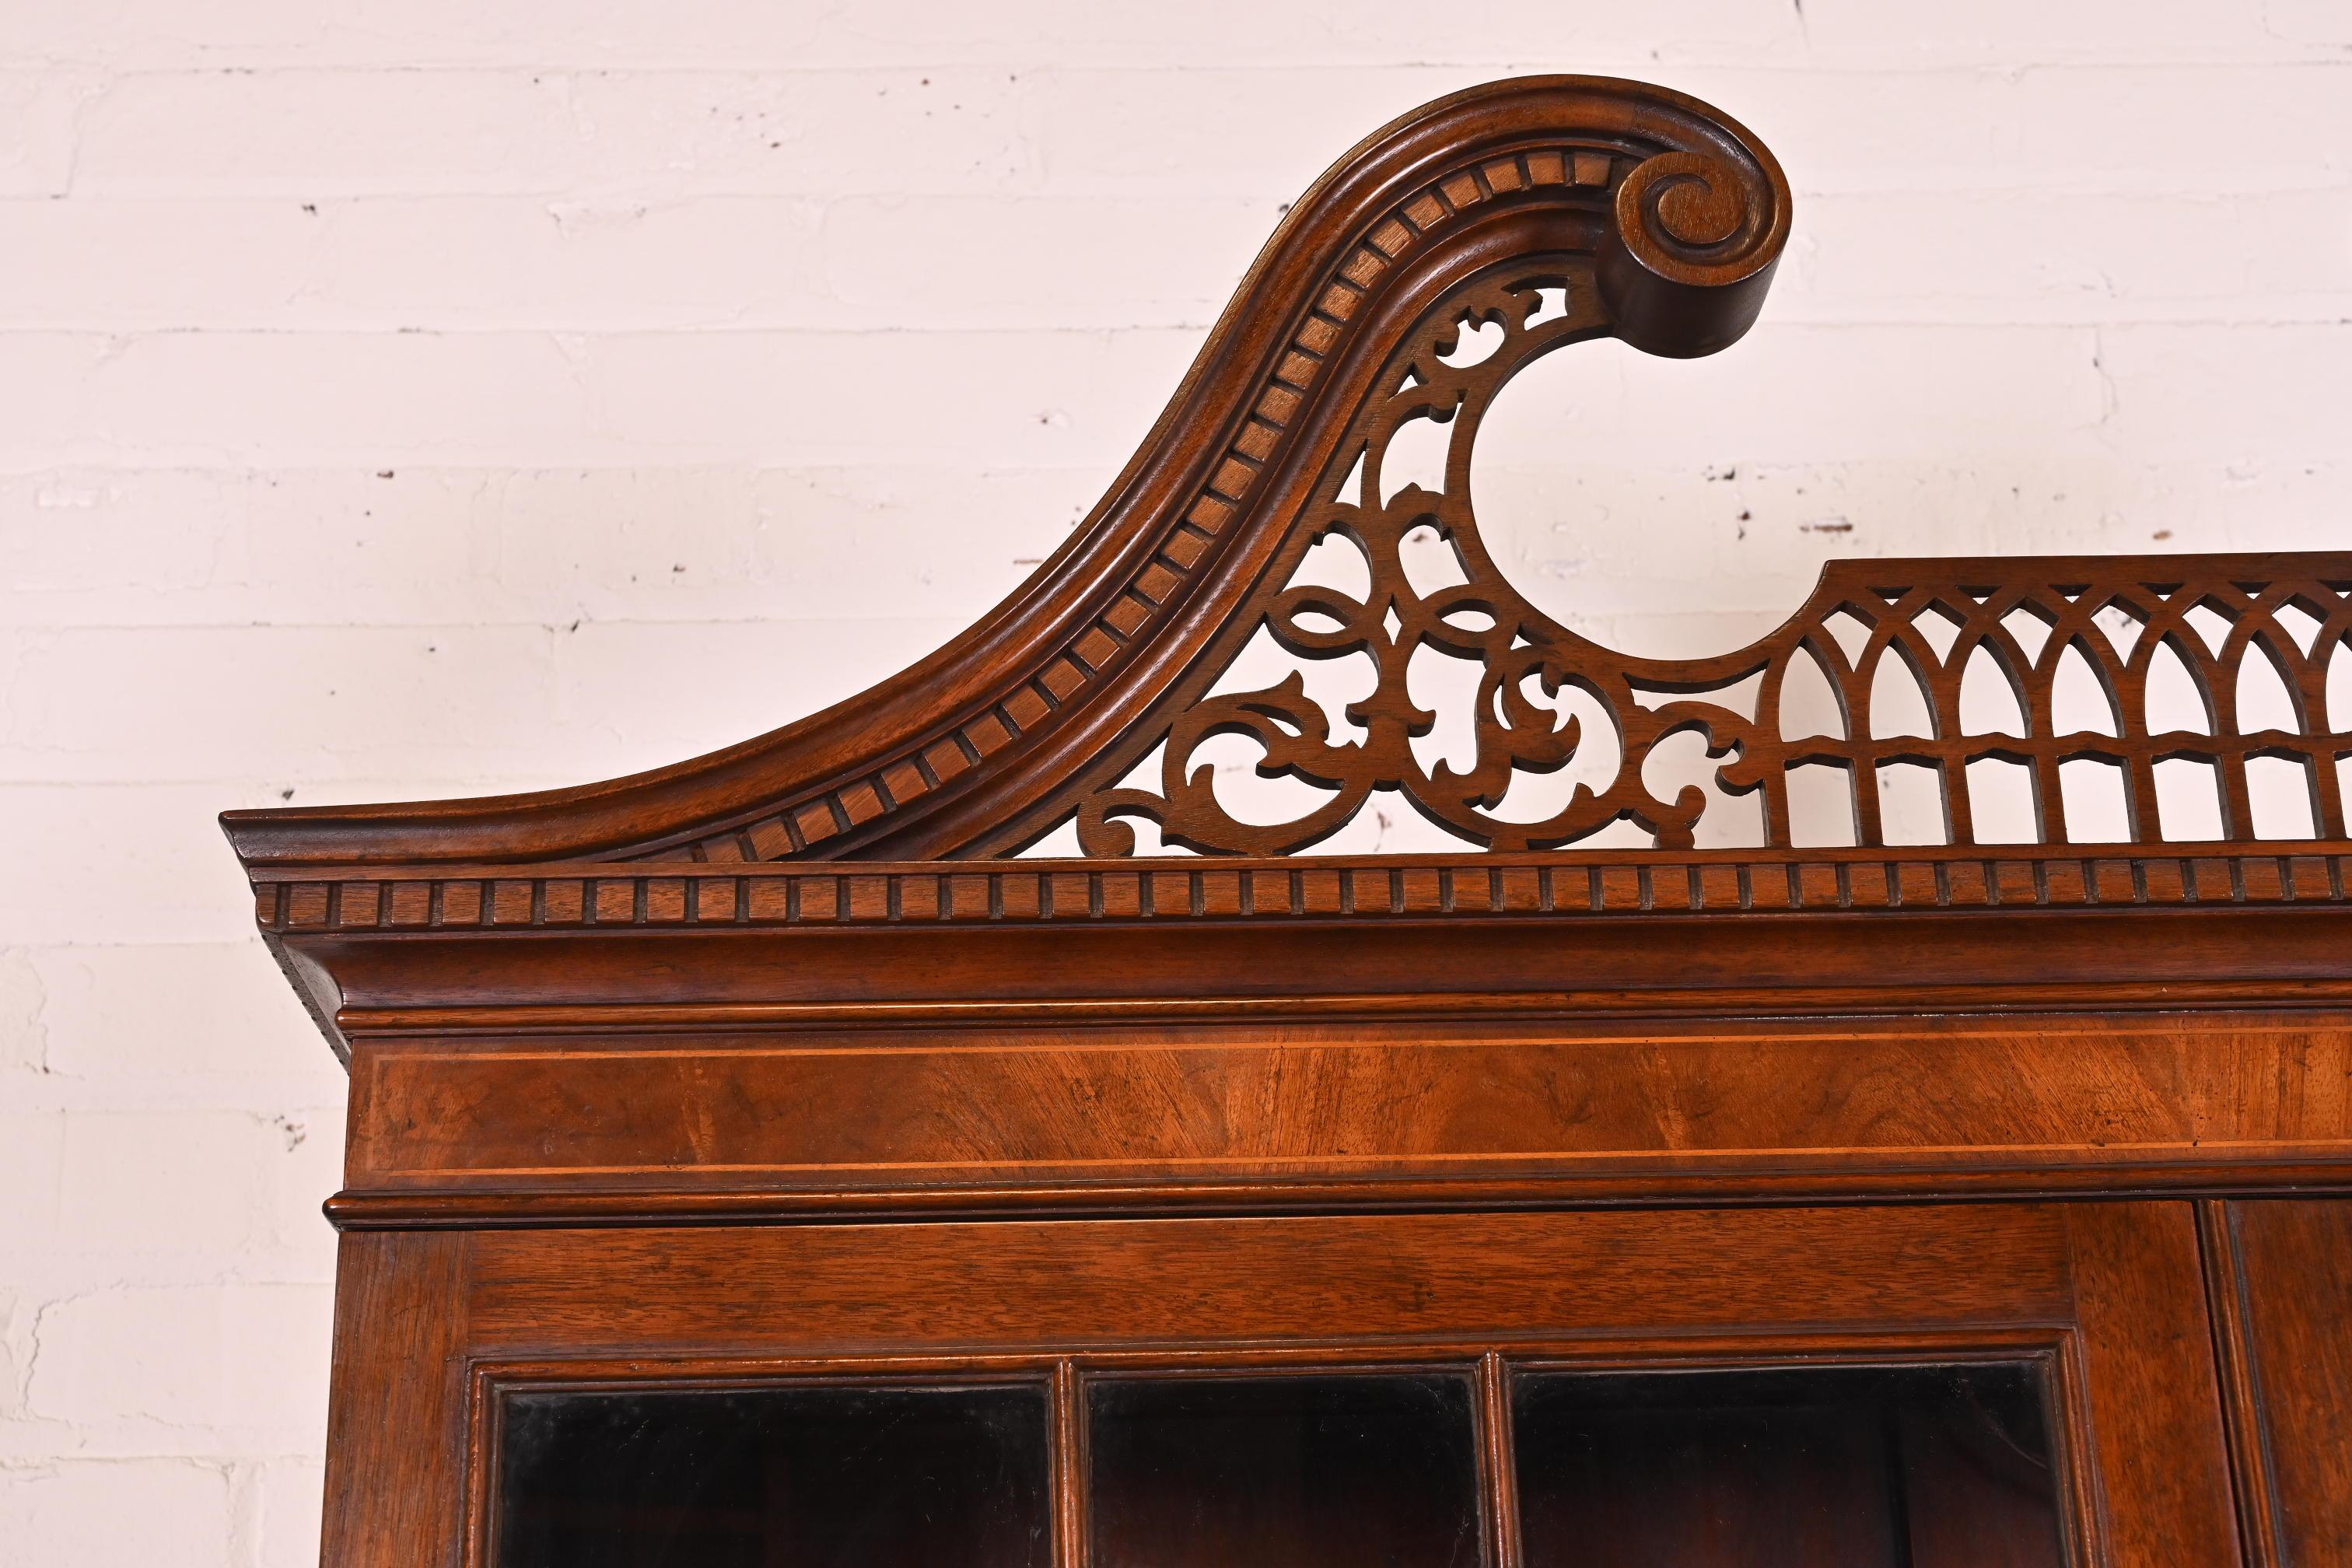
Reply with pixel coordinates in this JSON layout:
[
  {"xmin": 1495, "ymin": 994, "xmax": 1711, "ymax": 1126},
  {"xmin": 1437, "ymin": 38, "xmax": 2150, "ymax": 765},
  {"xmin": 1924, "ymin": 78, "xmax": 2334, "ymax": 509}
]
[
  {"xmin": 1851, "ymin": 753, "xmax": 1888, "ymax": 849},
  {"xmin": 2219, "ymin": 754, "xmax": 2259, "ymax": 842},
  {"xmin": 2032, "ymin": 749, "xmax": 2071, "ymax": 844},
  {"xmin": 1476, "ymin": 1350, "xmax": 1523, "ymax": 1568},
  {"xmin": 1051, "ymin": 1359, "xmax": 1087, "ymax": 1568},
  {"xmin": 1941, "ymin": 754, "xmax": 1978, "ymax": 846},
  {"xmin": 2313, "ymin": 742, "xmax": 2350, "ymax": 838}
]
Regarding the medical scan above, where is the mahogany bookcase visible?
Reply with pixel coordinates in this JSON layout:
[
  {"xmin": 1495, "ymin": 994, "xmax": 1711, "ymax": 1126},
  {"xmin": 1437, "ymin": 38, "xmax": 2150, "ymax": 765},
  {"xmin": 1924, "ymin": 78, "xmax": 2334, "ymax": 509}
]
[{"xmin": 225, "ymin": 75, "xmax": 2352, "ymax": 1568}]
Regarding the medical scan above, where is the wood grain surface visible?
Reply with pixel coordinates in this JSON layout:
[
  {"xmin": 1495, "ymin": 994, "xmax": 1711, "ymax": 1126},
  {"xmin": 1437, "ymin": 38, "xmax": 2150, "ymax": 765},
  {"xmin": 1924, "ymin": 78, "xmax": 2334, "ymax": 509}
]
[
  {"xmin": 2214, "ymin": 1199, "xmax": 2352, "ymax": 1566},
  {"xmin": 338, "ymin": 1014, "xmax": 2352, "ymax": 1219}
]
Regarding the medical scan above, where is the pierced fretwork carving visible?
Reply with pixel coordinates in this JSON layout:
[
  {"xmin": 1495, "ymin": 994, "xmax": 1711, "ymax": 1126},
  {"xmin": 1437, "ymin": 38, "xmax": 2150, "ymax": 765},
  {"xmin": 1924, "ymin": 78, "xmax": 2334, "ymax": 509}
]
[
  {"xmin": 214, "ymin": 75, "xmax": 2351, "ymax": 882},
  {"xmin": 1065, "ymin": 261, "xmax": 2352, "ymax": 856}
]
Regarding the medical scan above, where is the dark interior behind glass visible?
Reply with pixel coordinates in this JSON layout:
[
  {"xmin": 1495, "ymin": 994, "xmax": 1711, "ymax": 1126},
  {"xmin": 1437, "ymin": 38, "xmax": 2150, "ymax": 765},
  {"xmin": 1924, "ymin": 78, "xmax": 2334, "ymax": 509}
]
[
  {"xmin": 492, "ymin": 1360, "xmax": 2064, "ymax": 1568},
  {"xmin": 495, "ymin": 1381, "xmax": 1051, "ymax": 1568},
  {"xmin": 1087, "ymin": 1373, "xmax": 1483, "ymax": 1568},
  {"xmin": 1514, "ymin": 1362, "xmax": 2067, "ymax": 1568}
]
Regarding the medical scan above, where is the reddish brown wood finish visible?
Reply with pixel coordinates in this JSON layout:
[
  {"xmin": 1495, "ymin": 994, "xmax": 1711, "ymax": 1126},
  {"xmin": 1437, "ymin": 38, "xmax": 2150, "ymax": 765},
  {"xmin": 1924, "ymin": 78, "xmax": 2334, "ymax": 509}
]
[
  {"xmin": 220, "ymin": 76, "xmax": 1794, "ymax": 870},
  {"xmin": 325, "ymin": 1205, "xmax": 2238, "ymax": 1568},
  {"xmin": 2206, "ymin": 1199, "xmax": 2352, "ymax": 1566},
  {"xmin": 215, "ymin": 74, "xmax": 2350, "ymax": 876},
  {"xmin": 331, "ymin": 1012, "xmax": 2352, "ymax": 1225},
  {"xmin": 218, "ymin": 74, "xmax": 2352, "ymax": 1568},
  {"xmin": 322, "ymin": 1232, "xmax": 471, "ymax": 1568},
  {"xmin": 2068, "ymin": 1204, "xmax": 2242, "ymax": 1565}
]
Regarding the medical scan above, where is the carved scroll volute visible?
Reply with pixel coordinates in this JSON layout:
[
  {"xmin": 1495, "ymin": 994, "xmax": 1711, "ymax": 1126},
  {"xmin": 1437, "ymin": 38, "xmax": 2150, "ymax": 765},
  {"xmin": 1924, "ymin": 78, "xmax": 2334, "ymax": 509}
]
[
  {"xmin": 1600, "ymin": 144, "xmax": 1790, "ymax": 358},
  {"xmin": 219, "ymin": 76, "xmax": 1803, "ymax": 873}
]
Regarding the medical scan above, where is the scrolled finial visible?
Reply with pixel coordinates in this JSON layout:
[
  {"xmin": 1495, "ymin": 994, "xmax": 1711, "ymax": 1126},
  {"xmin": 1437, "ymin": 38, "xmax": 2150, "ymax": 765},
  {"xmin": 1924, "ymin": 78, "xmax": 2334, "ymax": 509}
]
[
  {"xmin": 1600, "ymin": 144, "xmax": 1790, "ymax": 359},
  {"xmin": 1632, "ymin": 152, "xmax": 1749, "ymax": 250}
]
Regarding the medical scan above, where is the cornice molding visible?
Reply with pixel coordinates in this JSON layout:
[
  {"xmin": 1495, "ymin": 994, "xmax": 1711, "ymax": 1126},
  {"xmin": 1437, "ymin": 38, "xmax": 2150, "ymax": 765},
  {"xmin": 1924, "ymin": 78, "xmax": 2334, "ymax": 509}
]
[{"xmin": 255, "ymin": 844, "xmax": 2350, "ymax": 935}]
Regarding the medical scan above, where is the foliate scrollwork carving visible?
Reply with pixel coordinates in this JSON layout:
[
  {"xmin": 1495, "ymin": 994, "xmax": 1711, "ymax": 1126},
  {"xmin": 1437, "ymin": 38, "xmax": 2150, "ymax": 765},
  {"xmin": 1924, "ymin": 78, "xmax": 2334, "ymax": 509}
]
[
  {"xmin": 1074, "ymin": 264, "xmax": 1734, "ymax": 857},
  {"xmin": 221, "ymin": 79, "xmax": 1811, "ymax": 870},
  {"xmin": 1069, "ymin": 259, "xmax": 2352, "ymax": 859}
]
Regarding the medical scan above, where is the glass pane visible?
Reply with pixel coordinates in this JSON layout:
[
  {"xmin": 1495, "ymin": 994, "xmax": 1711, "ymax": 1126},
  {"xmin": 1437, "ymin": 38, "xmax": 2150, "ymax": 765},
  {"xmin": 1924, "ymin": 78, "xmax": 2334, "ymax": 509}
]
[
  {"xmin": 495, "ymin": 1381, "xmax": 1051, "ymax": 1568},
  {"xmin": 1514, "ymin": 1362, "xmax": 2065, "ymax": 1568},
  {"xmin": 1087, "ymin": 1372, "xmax": 1482, "ymax": 1568}
]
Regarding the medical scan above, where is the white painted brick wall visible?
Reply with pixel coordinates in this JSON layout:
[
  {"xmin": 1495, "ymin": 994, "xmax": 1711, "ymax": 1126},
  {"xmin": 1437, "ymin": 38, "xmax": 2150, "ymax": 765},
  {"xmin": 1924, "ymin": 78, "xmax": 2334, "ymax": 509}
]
[{"xmin": 1, "ymin": 3, "xmax": 2347, "ymax": 1559}]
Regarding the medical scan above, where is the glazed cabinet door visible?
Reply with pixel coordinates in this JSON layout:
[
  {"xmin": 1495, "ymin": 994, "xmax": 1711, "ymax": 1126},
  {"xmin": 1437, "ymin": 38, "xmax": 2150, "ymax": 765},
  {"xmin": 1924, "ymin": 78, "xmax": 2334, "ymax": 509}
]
[{"xmin": 320, "ymin": 1201, "xmax": 2240, "ymax": 1568}]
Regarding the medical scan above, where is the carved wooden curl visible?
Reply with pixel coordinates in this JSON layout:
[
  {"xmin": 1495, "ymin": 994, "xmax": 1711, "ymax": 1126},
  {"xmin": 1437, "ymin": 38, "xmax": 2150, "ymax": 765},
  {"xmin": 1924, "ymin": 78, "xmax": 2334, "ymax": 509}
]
[
  {"xmin": 219, "ymin": 76, "xmax": 1798, "ymax": 870},
  {"xmin": 215, "ymin": 75, "xmax": 2350, "ymax": 881},
  {"xmin": 1601, "ymin": 147, "xmax": 1785, "ymax": 358}
]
